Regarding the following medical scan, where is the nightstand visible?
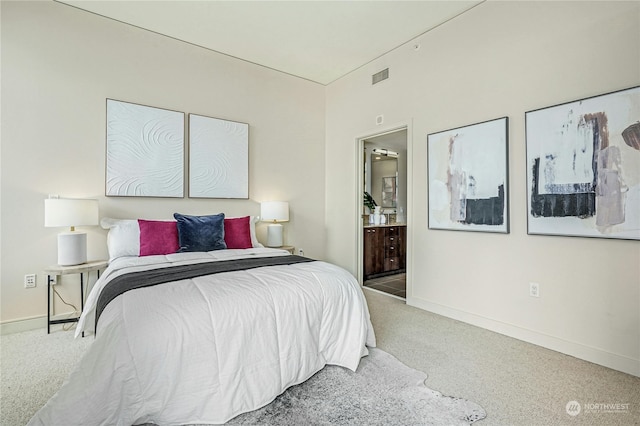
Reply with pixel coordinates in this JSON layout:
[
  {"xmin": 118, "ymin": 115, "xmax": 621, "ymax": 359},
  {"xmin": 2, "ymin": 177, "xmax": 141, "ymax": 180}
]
[
  {"xmin": 280, "ymin": 245, "xmax": 295, "ymax": 254},
  {"xmin": 44, "ymin": 260, "xmax": 108, "ymax": 334}
]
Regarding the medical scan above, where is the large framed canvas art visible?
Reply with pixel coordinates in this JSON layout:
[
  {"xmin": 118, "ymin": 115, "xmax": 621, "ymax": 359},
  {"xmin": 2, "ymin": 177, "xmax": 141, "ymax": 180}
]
[
  {"xmin": 525, "ymin": 86, "xmax": 640, "ymax": 240},
  {"xmin": 188, "ymin": 114, "xmax": 249, "ymax": 199},
  {"xmin": 106, "ymin": 99, "xmax": 184, "ymax": 198},
  {"xmin": 428, "ymin": 117, "xmax": 509, "ymax": 233}
]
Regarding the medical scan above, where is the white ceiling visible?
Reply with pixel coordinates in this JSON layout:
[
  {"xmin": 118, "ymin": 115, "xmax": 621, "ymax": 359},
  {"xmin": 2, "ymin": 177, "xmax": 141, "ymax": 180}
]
[{"xmin": 58, "ymin": 0, "xmax": 483, "ymax": 85}]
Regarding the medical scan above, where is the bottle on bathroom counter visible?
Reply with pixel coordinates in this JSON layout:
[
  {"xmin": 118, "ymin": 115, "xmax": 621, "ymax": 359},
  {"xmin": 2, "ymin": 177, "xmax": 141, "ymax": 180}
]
[{"xmin": 373, "ymin": 206, "xmax": 382, "ymax": 225}]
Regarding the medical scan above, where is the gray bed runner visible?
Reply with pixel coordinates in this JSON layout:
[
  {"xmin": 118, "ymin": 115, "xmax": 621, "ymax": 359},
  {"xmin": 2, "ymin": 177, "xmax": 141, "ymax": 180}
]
[{"xmin": 95, "ymin": 255, "xmax": 314, "ymax": 332}]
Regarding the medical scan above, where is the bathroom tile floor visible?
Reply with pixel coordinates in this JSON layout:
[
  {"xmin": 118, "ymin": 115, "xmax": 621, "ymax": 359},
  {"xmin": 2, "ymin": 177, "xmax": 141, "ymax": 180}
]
[{"xmin": 364, "ymin": 273, "xmax": 406, "ymax": 299}]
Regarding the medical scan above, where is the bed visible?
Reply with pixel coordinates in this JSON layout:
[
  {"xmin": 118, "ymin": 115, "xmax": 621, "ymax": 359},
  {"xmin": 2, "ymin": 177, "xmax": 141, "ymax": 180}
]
[{"xmin": 28, "ymin": 214, "xmax": 376, "ymax": 425}]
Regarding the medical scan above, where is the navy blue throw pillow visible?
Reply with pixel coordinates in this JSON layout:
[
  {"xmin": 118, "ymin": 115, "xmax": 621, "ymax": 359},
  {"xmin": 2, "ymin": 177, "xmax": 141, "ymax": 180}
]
[{"xmin": 173, "ymin": 213, "xmax": 227, "ymax": 252}]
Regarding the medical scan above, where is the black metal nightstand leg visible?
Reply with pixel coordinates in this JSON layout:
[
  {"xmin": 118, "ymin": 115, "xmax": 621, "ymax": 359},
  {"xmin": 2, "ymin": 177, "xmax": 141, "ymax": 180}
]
[
  {"xmin": 80, "ymin": 273, "xmax": 84, "ymax": 312},
  {"xmin": 47, "ymin": 275, "xmax": 51, "ymax": 334}
]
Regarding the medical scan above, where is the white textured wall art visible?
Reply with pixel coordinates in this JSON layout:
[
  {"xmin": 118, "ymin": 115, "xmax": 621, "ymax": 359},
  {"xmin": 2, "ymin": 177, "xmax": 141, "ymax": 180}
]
[
  {"xmin": 106, "ymin": 99, "xmax": 184, "ymax": 197},
  {"xmin": 428, "ymin": 117, "xmax": 509, "ymax": 233},
  {"xmin": 189, "ymin": 114, "xmax": 249, "ymax": 199},
  {"xmin": 526, "ymin": 86, "xmax": 640, "ymax": 240}
]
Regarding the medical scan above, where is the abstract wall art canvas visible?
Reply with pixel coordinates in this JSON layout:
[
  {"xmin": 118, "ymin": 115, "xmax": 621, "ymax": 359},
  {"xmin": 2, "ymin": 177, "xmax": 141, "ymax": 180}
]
[
  {"xmin": 526, "ymin": 86, "xmax": 640, "ymax": 240},
  {"xmin": 428, "ymin": 117, "xmax": 509, "ymax": 233},
  {"xmin": 106, "ymin": 99, "xmax": 184, "ymax": 197},
  {"xmin": 188, "ymin": 114, "xmax": 249, "ymax": 199}
]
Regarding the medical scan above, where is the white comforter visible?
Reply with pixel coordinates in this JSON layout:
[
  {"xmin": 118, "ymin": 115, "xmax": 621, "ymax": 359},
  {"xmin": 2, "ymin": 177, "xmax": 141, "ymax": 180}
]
[{"xmin": 28, "ymin": 248, "xmax": 376, "ymax": 426}]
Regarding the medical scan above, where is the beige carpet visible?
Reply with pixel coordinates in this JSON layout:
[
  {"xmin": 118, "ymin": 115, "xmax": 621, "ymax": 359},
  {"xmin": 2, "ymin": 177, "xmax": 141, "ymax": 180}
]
[
  {"xmin": 363, "ymin": 289, "xmax": 640, "ymax": 426},
  {"xmin": 0, "ymin": 327, "xmax": 93, "ymax": 426}
]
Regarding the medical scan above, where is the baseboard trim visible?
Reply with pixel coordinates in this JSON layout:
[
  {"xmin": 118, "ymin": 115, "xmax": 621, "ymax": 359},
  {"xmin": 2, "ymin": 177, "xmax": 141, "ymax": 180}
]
[
  {"xmin": 0, "ymin": 316, "xmax": 45, "ymax": 335},
  {"xmin": 406, "ymin": 296, "xmax": 640, "ymax": 378},
  {"xmin": 0, "ymin": 311, "xmax": 78, "ymax": 335}
]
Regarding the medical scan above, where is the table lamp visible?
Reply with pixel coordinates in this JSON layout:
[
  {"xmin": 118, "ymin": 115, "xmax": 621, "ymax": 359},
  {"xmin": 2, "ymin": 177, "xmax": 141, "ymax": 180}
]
[
  {"xmin": 45, "ymin": 198, "xmax": 99, "ymax": 266},
  {"xmin": 260, "ymin": 201, "xmax": 289, "ymax": 247}
]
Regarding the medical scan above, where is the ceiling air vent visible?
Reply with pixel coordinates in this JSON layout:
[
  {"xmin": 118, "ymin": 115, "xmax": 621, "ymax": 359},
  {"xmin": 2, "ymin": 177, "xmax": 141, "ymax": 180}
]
[{"xmin": 372, "ymin": 68, "xmax": 389, "ymax": 85}]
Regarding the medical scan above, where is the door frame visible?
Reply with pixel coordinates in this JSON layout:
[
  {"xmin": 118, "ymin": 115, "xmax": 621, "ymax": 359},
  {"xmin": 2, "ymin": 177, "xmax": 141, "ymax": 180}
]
[{"xmin": 355, "ymin": 120, "xmax": 413, "ymax": 298}]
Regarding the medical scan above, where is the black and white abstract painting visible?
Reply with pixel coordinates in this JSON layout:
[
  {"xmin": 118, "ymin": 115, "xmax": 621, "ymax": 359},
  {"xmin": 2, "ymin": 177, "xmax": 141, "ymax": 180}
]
[
  {"xmin": 106, "ymin": 99, "xmax": 184, "ymax": 197},
  {"xmin": 428, "ymin": 117, "xmax": 509, "ymax": 233},
  {"xmin": 188, "ymin": 114, "xmax": 249, "ymax": 199},
  {"xmin": 526, "ymin": 86, "xmax": 640, "ymax": 240}
]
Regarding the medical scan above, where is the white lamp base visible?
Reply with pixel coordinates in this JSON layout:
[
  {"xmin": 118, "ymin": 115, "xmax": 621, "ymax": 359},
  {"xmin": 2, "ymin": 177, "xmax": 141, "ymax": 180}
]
[
  {"xmin": 57, "ymin": 232, "xmax": 87, "ymax": 266},
  {"xmin": 266, "ymin": 224, "xmax": 283, "ymax": 247}
]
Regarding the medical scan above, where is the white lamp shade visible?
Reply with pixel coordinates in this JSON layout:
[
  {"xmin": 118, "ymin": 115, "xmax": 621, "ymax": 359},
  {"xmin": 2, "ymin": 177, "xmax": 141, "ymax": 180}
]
[
  {"xmin": 45, "ymin": 199, "xmax": 99, "ymax": 228},
  {"xmin": 260, "ymin": 201, "xmax": 289, "ymax": 222}
]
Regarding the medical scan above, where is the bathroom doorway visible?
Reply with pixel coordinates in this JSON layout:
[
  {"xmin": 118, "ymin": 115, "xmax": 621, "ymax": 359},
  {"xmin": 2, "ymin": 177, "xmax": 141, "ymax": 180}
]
[{"xmin": 358, "ymin": 127, "xmax": 409, "ymax": 299}]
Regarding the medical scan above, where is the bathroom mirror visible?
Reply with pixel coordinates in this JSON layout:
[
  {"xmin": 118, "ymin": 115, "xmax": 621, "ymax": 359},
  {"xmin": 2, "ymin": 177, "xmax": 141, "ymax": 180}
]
[{"xmin": 363, "ymin": 130, "xmax": 407, "ymax": 220}]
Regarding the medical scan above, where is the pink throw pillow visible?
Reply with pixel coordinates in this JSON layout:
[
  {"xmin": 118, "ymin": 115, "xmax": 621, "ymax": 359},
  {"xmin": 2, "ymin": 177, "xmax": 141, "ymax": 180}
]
[
  {"xmin": 224, "ymin": 216, "xmax": 253, "ymax": 249},
  {"xmin": 138, "ymin": 219, "xmax": 179, "ymax": 256}
]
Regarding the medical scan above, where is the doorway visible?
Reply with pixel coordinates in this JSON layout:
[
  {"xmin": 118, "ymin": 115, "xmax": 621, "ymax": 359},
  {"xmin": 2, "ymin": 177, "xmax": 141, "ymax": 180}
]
[{"xmin": 358, "ymin": 126, "xmax": 409, "ymax": 300}]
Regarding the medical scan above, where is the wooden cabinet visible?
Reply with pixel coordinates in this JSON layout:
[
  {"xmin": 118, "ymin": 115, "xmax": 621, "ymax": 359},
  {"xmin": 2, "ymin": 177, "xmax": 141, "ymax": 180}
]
[
  {"xmin": 363, "ymin": 227, "xmax": 384, "ymax": 277},
  {"xmin": 363, "ymin": 225, "xmax": 406, "ymax": 280},
  {"xmin": 384, "ymin": 226, "xmax": 403, "ymax": 272}
]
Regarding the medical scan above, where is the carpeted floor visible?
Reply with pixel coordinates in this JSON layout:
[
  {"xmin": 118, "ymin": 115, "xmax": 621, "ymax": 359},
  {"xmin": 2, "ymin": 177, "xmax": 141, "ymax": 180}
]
[
  {"xmin": 0, "ymin": 326, "xmax": 93, "ymax": 426},
  {"xmin": 364, "ymin": 289, "xmax": 640, "ymax": 426},
  {"xmin": 1, "ymin": 290, "xmax": 639, "ymax": 426}
]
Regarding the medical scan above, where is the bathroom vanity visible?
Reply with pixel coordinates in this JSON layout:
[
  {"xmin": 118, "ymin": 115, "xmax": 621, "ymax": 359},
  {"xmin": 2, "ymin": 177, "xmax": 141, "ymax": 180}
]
[{"xmin": 363, "ymin": 224, "xmax": 406, "ymax": 280}]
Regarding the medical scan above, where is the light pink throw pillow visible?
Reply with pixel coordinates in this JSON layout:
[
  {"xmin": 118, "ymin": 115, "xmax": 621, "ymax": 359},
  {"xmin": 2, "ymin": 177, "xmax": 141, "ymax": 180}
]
[
  {"xmin": 224, "ymin": 216, "xmax": 253, "ymax": 249},
  {"xmin": 138, "ymin": 219, "xmax": 179, "ymax": 256}
]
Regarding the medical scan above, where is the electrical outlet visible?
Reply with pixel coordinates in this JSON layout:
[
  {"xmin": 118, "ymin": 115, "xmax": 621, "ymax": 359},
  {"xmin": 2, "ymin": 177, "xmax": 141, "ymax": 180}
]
[
  {"xmin": 298, "ymin": 248, "xmax": 304, "ymax": 256},
  {"xmin": 49, "ymin": 275, "xmax": 58, "ymax": 285},
  {"xmin": 24, "ymin": 274, "xmax": 36, "ymax": 288},
  {"xmin": 529, "ymin": 282, "xmax": 540, "ymax": 298}
]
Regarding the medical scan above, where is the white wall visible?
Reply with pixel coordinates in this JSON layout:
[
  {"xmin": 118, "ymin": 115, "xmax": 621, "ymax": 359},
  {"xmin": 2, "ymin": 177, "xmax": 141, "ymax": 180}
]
[
  {"xmin": 326, "ymin": 1, "xmax": 640, "ymax": 376},
  {"xmin": 1, "ymin": 1, "xmax": 325, "ymax": 325}
]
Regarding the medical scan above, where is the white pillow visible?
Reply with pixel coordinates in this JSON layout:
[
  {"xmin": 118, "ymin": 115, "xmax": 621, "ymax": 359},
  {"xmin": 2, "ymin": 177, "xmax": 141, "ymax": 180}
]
[
  {"xmin": 247, "ymin": 216, "xmax": 263, "ymax": 248},
  {"xmin": 101, "ymin": 218, "xmax": 140, "ymax": 261}
]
